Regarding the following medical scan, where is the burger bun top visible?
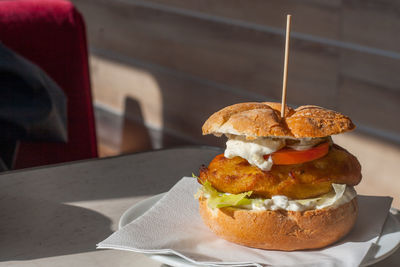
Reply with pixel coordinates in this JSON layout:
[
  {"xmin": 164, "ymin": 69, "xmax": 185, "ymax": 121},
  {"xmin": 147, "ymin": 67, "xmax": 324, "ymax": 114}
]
[{"xmin": 202, "ymin": 102, "xmax": 355, "ymax": 139}]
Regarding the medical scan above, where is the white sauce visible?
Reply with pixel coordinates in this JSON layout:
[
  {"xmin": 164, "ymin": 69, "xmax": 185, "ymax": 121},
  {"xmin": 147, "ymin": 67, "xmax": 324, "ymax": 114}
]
[
  {"xmin": 286, "ymin": 137, "xmax": 325, "ymax": 151},
  {"xmin": 224, "ymin": 135, "xmax": 327, "ymax": 171},
  {"xmin": 201, "ymin": 184, "xmax": 356, "ymax": 212},
  {"xmin": 247, "ymin": 184, "xmax": 357, "ymax": 212},
  {"xmin": 224, "ymin": 136, "xmax": 285, "ymax": 171}
]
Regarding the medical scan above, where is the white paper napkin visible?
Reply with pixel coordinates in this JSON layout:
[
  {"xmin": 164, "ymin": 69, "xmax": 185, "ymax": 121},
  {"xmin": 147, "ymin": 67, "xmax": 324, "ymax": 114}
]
[{"xmin": 98, "ymin": 177, "xmax": 393, "ymax": 267}]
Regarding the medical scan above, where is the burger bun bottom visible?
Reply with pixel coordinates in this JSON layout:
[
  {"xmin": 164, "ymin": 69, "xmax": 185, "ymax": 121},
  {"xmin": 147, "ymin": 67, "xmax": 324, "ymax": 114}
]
[{"xmin": 198, "ymin": 197, "xmax": 358, "ymax": 251}]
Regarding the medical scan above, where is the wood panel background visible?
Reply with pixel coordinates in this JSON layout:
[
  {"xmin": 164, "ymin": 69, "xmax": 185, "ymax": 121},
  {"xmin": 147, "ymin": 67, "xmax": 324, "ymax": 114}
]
[{"xmin": 71, "ymin": 0, "xmax": 400, "ymax": 146}]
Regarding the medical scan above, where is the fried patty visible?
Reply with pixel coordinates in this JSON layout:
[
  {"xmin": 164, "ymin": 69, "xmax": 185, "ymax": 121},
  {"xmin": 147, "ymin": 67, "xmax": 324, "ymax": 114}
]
[{"xmin": 199, "ymin": 145, "xmax": 362, "ymax": 199}]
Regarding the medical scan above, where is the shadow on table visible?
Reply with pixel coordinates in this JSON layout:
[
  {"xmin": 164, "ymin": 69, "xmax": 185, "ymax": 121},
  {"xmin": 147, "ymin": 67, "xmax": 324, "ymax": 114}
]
[
  {"xmin": 0, "ymin": 144, "xmax": 222, "ymax": 261},
  {"xmin": 0, "ymin": 196, "xmax": 112, "ymax": 261}
]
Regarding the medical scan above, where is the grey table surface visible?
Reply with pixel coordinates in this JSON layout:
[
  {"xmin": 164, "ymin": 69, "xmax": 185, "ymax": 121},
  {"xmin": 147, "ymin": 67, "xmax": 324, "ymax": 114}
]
[{"xmin": 0, "ymin": 146, "xmax": 399, "ymax": 267}]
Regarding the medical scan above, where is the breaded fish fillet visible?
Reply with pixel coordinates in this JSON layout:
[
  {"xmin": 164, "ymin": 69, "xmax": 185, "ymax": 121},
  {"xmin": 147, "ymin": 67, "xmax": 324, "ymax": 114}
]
[{"xmin": 199, "ymin": 145, "xmax": 361, "ymax": 199}]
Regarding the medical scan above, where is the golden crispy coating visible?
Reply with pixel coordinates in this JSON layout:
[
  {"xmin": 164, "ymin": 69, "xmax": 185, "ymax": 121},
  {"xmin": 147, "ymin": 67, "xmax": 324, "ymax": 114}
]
[{"xmin": 199, "ymin": 145, "xmax": 362, "ymax": 199}]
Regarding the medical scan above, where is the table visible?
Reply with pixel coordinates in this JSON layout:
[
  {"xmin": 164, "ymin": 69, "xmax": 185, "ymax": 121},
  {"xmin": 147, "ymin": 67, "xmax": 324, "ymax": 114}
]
[{"xmin": 1, "ymin": 146, "xmax": 399, "ymax": 266}]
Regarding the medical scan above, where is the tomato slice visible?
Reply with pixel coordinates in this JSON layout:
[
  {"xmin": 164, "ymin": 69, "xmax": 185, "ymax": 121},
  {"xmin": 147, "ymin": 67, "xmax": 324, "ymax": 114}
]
[{"xmin": 264, "ymin": 142, "xmax": 330, "ymax": 165}]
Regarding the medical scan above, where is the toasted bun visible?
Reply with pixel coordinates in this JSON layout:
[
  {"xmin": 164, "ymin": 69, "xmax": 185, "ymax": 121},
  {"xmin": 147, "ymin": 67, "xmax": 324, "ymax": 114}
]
[
  {"xmin": 198, "ymin": 197, "xmax": 358, "ymax": 251},
  {"xmin": 202, "ymin": 102, "xmax": 355, "ymax": 138}
]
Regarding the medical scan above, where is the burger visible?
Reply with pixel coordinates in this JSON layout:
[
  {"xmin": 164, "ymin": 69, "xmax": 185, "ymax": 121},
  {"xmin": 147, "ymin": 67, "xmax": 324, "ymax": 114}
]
[{"xmin": 195, "ymin": 102, "xmax": 362, "ymax": 251}]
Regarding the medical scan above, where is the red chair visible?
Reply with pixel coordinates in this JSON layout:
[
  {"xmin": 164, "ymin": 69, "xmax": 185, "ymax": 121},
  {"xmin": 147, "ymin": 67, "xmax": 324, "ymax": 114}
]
[{"xmin": 0, "ymin": 0, "xmax": 98, "ymax": 169}]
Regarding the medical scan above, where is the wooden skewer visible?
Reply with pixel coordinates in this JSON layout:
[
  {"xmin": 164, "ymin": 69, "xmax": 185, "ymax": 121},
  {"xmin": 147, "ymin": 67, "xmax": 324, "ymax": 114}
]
[{"xmin": 281, "ymin": 14, "xmax": 292, "ymax": 118}]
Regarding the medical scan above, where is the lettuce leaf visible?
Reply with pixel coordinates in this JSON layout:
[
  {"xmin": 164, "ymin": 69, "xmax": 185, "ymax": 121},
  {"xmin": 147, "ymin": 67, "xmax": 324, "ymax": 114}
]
[
  {"xmin": 207, "ymin": 192, "xmax": 252, "ymax": 209},
  {"xmin": 197, "ymin": 181, "xmax": 252, "ymax": 209}
]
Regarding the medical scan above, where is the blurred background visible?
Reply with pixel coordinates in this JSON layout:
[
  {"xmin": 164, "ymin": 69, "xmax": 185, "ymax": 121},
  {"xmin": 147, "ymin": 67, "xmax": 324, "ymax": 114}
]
[
  {"xmin": 1, "ymin": 0, "xmax": 398, "ymax": 206},
  {"xmin": 70, "ymin": 0, "xmax": 400, "ymax": 206}
]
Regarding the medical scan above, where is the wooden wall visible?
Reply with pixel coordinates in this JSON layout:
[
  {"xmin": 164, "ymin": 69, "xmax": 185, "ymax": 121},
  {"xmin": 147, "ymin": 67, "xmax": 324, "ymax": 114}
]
[{"xmin": 72, "ymin": 0, "xmax": 400, "ymax": 145}]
